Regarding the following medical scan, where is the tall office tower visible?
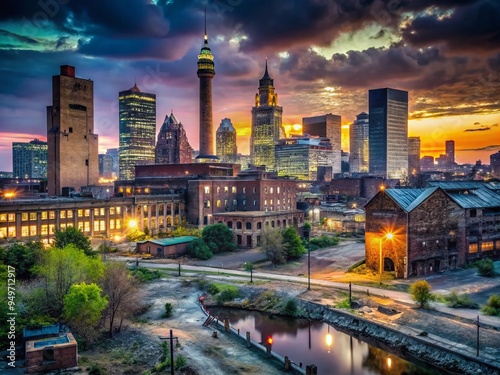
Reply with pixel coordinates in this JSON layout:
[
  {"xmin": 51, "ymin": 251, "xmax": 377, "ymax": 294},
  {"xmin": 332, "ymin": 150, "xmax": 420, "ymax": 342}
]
[
  {"xmin": 119, "ymin": 83, "xmax": 156, "ymax": 180},
  {"xmin": 349, "ymin": 112, "xmax": 369, "ymax": 174},
  {"xmin": 216, "ymin": 118, "xmax": 237, "ymax": 163},
  {"xmin": 275, "ymin": 136, "xmax": 333, "ymax": 181},
  {"xmin": 302, "ymin": 113, "xmax": 342, "ymax": 175},
  {"xmin": 196, "ymin": 19, "xmax": 218, "ymax": 162},
  {"xmin": 98, "ymin": 154, "xmax": 114, "ymax": 178},
  {"xmin": 47, "ymin": 65, "xmax": 98, "ymax": 195},
  {"xmin": 420, "ymin": 156, "xmax": 435, "ymax": 171},
  {"xmin": 445, "ymin": 140, "xmax": 455, "ymax": 166},
  {"xmin": 408, "ymin": 137, "xmax": 421, "ymax": 177},
  {"xmin": 12, "ymin": 139, "xmax": 48, "ymax": 179},
  {"xmin": 368, "ymin": 88, "xmax": 408, "ymax": 179},
  {"xmin": 106, "ymin": 148, "xmax": 119, "ymax": 177},
  {"xmin": 251, "ymin": 60, "xmax": 284, "ymax": 171},
  {"xmin": 155, "ymin": 112, "xmax": 193, "ymax": 164},
  {"xmin": 491, "ymin": 151, "xmax": 500, "ymax": 178}
]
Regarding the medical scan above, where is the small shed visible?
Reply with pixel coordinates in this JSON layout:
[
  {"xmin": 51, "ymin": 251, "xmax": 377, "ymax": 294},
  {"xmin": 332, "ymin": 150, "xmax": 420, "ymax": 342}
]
[{"xmin": 136, "ymin": 236, "xmax": 197, "ymax": 258}]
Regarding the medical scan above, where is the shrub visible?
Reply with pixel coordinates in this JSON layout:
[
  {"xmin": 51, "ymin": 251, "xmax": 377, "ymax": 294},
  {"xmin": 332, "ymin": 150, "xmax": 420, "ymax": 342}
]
[
  {"xmin": 347, "ymin": 259, "xmax": 366, "ymax": 272},
  {"xmin": 482, "ymin": 294, "xmax": 500, "ymax": 316},
  {"xmin": 164, "ymin": 302, "xmax": 173, "ymax": 318},
  {"xmin": 132, "ymin": 268, "xmax": 162, "ymax": 282},
  {"xmin": 335, "ymin": 298, "xmax": 351, "ymax": 309},
  {"xmin": 282, "ymin": 299, "xmax": 298, "ymax": 316},
  {"xmin": 187, "ymin": 238, "xmax": 213, "ymax": 260},
  {"xmin": 409, "ymin": 280, "xmax": 434, "ymax": 308},
  {"xmin": 475, "ymin": 258, "xmax": 496, "ymax": 277},
  {"xmin": 216, "ymin": 286, "xmax": 239, "ymax": 304},
  {"xmin": 444, "ymin": 291, "xmax": 479, "ymax": 309},
  {"xmin": 207, "ymin": 283, "xmax": 220, "ymax": 295},
  {"xmin": 174, "ymin": 354, "xmax": 187, "ymax": 370},
  {"xmin": 309, "ymin": 235, "xmax": 339, "ymax": 249}
]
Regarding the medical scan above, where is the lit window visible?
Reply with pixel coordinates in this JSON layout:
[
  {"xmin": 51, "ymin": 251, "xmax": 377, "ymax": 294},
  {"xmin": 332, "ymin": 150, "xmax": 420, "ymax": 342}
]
[
  {"xmin": 29, "ymin": 212, "xmax": 37, "ymax": 221},
  {"xmin": 94, "ymin": 221, "xmax": 100, "ymax": 231},
  {"xmin": 22, "ymin": 213, "xmax": 28, "ymax": 221},
  {"xmin": 116, "ymin": 207, "xmax": 121, "ymax": 215},
  {"xmin": 100, "ymin": 220, "xmax": 106, "ymax": 231},
  {"xmin": 8, "ymin": 214, "xmax": 14, "ymax": 221},
  {"xmin": 84, "ymin": 222, "xmax": 90, "ymax": 232},
  {"xmin": 78, "ymin": 210, "xmax": 83, "ymax": 217},
  {"xmin": 482, "ymin": 242, "xmax": 494, "ymax": 251},
  {"xmin": 204, "ymin": 186, "xmax": 210, "ymax": 194},
  {"xmin": 224, "ymin": 186, "xmax": 228, "ymax": 193},
  {"xmin": 41, "ymin": 225, "xmax": 48, "ymax": 235},
  {"xmin": 8, "ymin": 227, "xmax": 16, "ymax": 237},
  {"xmin": 277, "ymin": 187, "xmax": 280, "ymax": 194},
  {"xmin": 216, "ymin": 200, "xmax": 221, "ymax": 208},
  {"xmin": 110, "ymin": 220, "xmax": 115, "ymax": 229},
  {"xmin": 232, "ymin": 186, "xmax": 236, "ymax": 193},
  {"xmin": 49, "ymin": 224, "xmax": 56, "ymax": 234},
  {"xmin": 253, "ymin": 187, "xmax": 256, "ymax": 193},
  {"xmin": 116, "ymin": 219, "xmax": 121, "ymax": 229},
  {"xmin": 60, "ymin": 211, "xmax": 66, "ymax": 219},
  {"xmin": 270, "ymin": 187, "xmax": 274, "ymax": 194},
  {"xmin": 67, "ymin": 210, "xmax": 73, "ymax": 219},
  {"xmin": 22, "ymin": 226, "xmax": 29, "ymax": 237},
  {"xmin": 84, "ymin": 209, "xmax": 90, "ymax": 217},
  {"xmin": 100, "ymin": 208, "xmax": 105, "ymax": 216},
  {"xmin": 242, "ymin": 187, "xmax": 246, "ymax": 194},
  {"xmin": 110, "ymin": 207, "xmax": 115, "ymax": 215},
  {"xmin": 217, "ymin": 187, "xmax": 220, "ymax": 193},
  {"xmin": 0, "ymin": 228, "xmax": 6, "ymax": 237},
  {"xmin": 468, "ymin": 243, "xmax": 478, "ymax": 253},
  {"xmin": 49, "ymin": 211, "xmax": 55, "ymax": 219},
  {"xmin": 0, "ymin": 214, "xmax": 6, "ymax": 222},
  {"xmin": 206, "ymin": 200, "xmax": 211, "ymax": 208},
  {"xmin": 94, "ymin": 208, "xmax": 99, "ymax": 216},
  {"xmin": 224, "ymin": 199, "xmax": 228, "ymax": 207},
  {"xmin": 30, "ymin": 225, "xmax": 37, "ymax": 236}
]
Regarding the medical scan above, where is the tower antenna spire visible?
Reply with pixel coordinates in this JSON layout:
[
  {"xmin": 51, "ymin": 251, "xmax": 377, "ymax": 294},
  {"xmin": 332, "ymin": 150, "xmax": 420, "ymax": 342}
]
[{"xmin": 204, "ymin": 7, "xmax": 208, "ymax": 43}]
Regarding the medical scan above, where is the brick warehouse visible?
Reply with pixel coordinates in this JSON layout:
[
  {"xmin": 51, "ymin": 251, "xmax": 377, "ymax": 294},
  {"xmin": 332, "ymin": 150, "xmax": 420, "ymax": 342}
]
[{"xmin": 365, "ymin": 181, "xmax": 500, "ymax": 278}]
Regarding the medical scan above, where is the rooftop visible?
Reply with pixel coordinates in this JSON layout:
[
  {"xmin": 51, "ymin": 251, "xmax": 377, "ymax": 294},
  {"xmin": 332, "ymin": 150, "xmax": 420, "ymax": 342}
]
[{"xmin": 137, "ymin": 236, "xmax": 197, "ymax": 246}]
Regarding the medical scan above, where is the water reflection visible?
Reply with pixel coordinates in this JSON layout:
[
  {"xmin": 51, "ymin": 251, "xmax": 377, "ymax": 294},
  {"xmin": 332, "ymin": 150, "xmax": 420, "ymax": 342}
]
[{"xmin": 208, "ymin": 307, "xmax": 441, "ymax": 375}]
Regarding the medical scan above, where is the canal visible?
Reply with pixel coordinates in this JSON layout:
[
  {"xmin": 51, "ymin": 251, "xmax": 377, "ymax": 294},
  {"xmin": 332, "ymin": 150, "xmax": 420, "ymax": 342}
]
[{"xmin": 208, "ymin": 307, "xmax": 442, "ymax": 375}]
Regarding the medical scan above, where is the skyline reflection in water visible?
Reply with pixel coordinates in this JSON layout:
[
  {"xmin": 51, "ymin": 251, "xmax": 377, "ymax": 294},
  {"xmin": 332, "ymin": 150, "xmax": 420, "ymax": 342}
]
[{"xmin": 208, "ymin": 307, "xmax": 441, "ymax": 375}]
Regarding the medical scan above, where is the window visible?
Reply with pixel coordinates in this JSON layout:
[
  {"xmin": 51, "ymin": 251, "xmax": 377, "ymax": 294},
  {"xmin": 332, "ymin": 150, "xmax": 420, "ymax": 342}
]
[
  {"xmin": 100, "ymin": 208, "xmax": 105, "ymax": 216},
  {"xmin": 110, "ymin": 207, "xmax": 115, "ymax": 215},
  {"xmin": 60, "ymin": 211, "xmax": 66, "ymax": 219},
  {"xmin": 482, "ymin": 241, "xmax": 494, "ymax": 251},
  {"xmin": 84, "ymin": 209, "xmax": 90, "ymax": 217},
  {"xmin": 49, "ymin": 211, "xmax": 55, "ymax": 219},
  {"xmin": 116, "ymin": 207, "xmax": 121, "ymax": 215},
  {"xmin": 30, "ymin": 225, "xmax": 37, "ymax": 236},
  {"xmin": 246, "ymin": 222, "xmax": 252, "ymax": 230},
  {"xmin": 236, "ymin": 221, "xmax": 242, "ymax": 229},
  {"xmin": 264, "ymin": 200, "xmax": 267, "ymax": 206},
  {"xmin": 232, "ymin": 186, "xmax": 236, "ymax": 193},
  {"xmin": 253, "ymin": 187, "xmax": 256, "ymax": 193},
  {"xmin": 60, "ymin": 223, "xmax": 66, "ymax": 230},
  {"xmin": 277, "ymin": 187, "xmax": 280, "ymax": 194},
  {"xmin": 8, "ymin": 227, "xmax": 16, "ymax": 237},
  {"xmin": 29, "ymin": 212, "xmax": 37, "ymax": 221},
  {"xmin": 217, "ymin": 187, "xmax": 220, "ymax": 193},
  {"xmin": 224, "ymin": 199, "xmax": 228, "ymax": 207},
  {"xmin": 68, "ymin": 210, "xmax": 73, "ymax": 219},
  {"xmin": 224, "ymin": 186, "xmax": 228, "ymax": 193},
  {"xmin": 94, "ymin": 221, "xmax": 100, "ymax": 232},
  {"xmin": 84, "ymin": 222, "xmax": 90, "ymax": 232},
  {"xmin": 49, "ymin": 224, "xmax": 56, "ymax": 234},
  {"xmin": 270, "ymin": 187, "xmax": 274, "ymax": 194},
  {"xmin": 110, "ymin": 220, "xmax": 115, "ymax": 230},
  {"xmin": 264, "ymin": 187, "xmax": 268, "ymax": 193},
  {"xmin": 116, "ymin": 219, "xmax": 121, "ymax": 229},
  {"xmin": 41, "ymin": 225, "xmax": 48, "ymax": 235},
  {"xmin": 468, "ymin": 243, "xmax": 478, "ymax": 253},
  {"xmin": 470, "ymin": 209, "xmax": 477, "ymax": 218},
  {"xmin": 233, "ymin": 199, "xmax": 237, "ymax": 206},
  {"xmin": 0, "ymin": 214, "xmax": 7, "ymax": 222},
  {"xmin": 94, "ymin": 208, "xmax": 99, "ymax": 216},
  {"xmin": 227, "ymin": 221, "xmax": 233, "ymax": 229},
  {"xmin": 22, "ymin": 213, "xmax": 28, "ymax": 221},
  {"xmin": 242, "ymin": 187, "xmax": 246, "ymax": 194},
  {"xmin": 243, "ymin": 200, "xmax": 246, "ymax": 206},
  {"xmin": 100, "ymin": 220, "xmax": 106, "ymax": 231},
  {"xmin": 216, "ymin": 200, "xmax": 221, "ymax": 208},
  {"xmin": 8, "ymin": 213, "xmax": 14, "ymax": 222},
  {"xmin": 206, "ymin": 200, "xmax": 211, "ymax": 208},
  {"xmin": 22, "ymin": 226, "xmax": 29, "ymax": 237},
  {"xmin": 254, "ymin": 200, "xmax": 257, "ymax": 206},
  {"xmin": 204, "ymin": 186, "xmax": 210, "ymax": 194},
  {"xmin": 78, "ymin": 210, "xmax": 83, "ymax": 218}
]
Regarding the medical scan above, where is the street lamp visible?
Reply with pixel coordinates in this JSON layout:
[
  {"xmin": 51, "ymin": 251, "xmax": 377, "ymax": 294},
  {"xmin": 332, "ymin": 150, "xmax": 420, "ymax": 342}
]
[{"xmin": 379, "ymin": 233, "xmax": 394, "ymax": 283}]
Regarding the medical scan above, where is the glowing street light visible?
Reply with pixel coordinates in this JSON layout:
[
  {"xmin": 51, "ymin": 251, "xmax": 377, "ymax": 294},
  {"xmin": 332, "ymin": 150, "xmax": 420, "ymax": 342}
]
[
  {"xmin": 379, "ymin": 232, "xmax": 394, "ymax": 283},
  {"xmin": 325, "ymin": 326, "xmax": 333, "ymax": 353},
  {"xmin": 128, "ymin": 219, "xmax": 138, "ymax": 229}
]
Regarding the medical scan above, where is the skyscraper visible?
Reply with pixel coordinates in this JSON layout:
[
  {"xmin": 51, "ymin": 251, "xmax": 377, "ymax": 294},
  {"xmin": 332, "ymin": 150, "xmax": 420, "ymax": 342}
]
[
  {"xmin": 12, "ymin": 139, "xmax": 47, "ymax": 179},
  {"xmin": 216, "ymin": 118, "xmax": 237, "ymax": 163},
  {"xmin": 408, "ymin": 136, "xmax": 421, "ymax": 177},
  {"xmin": 491, "ymin": 151, "xmax": 500, "ymax": 178},
  {"xmin": 119, "ymin": 83, "xmax": 156, "ymax": 180},
  {"xmin": 368, "ymin": 88, "xmax": 408, "ymax": 179},
  {"xmin": 47, "ymin": 65, "xmax": 99, "ymax": 195},
  {"xmin": 196, "ymin": 18, "xmax": 218, "ymax": 162},
  {"xmin": 251, "ymin": 61, "xmax": 284, "ymax": 171},
  {"xmin": 155, "ymin": 112, "xmax": 193, "ymax": 164},
  {"xmin": 98, "ymin": 154, "xmax": 114, "ymax": 178},
  {"xmin": 302, "ymin": 114, "xmax": 341, "ymax": 175},
  {"xmin": 349, "ymin": 112, "xmax": 369, "ymax": 174},
  {"xmin": 106, "ymin": 148, "xmax": 119, "ymax": 177},
  {"xmin": 446, "ymin": 140, "xmax": 455, "ymax": 166}
]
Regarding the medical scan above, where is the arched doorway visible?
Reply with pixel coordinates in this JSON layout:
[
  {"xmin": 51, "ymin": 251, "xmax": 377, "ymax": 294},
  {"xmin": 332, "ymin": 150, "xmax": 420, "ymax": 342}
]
[{"xmin": 383, "ymin": 257, "xmax": 395, "ymax": 272}]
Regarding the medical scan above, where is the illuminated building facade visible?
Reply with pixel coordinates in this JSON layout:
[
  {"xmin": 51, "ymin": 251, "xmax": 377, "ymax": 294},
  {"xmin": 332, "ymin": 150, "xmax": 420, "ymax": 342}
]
[
  {"xmin": 369, "ymin": 88, "xmax": 408, "ymax": 179},
  {"xmin": 155, "ymin": 112, "xmax": 193, "ymax": 164},
  {"xmin": 275, "ymin": 136, "xmax": 333, "ymax": 181},
  {"xmin": 119, "ymin": 83, "xmax": 156, "ymax": 180},
  {"xmin": 216, "ymin": 118, "xmax": 237, "ymax": 163},
  {"xmin": 408, "ymin": 137, "xmax": 421, "ymax": 178},
  {"xmin": 491, "ymin": 151, "xmax": 500, "ymax": 178},
  {"xmin": 47, "ymin": 65, "xmax": 99, "ymax": 195},
  {"xmin": 349, "ymin": 112, "xmax": 369, "ymax": 174},
  {"xmin": 446, "ymin": 140, "xmax": 455, "ymax": 166},
  {"xmin": 251, "ymin": 61, "xmax": 284, "ymax": 171},
  {"xmin": 12, "ymin": 139, "xmax": 47, "ymax": 179}
]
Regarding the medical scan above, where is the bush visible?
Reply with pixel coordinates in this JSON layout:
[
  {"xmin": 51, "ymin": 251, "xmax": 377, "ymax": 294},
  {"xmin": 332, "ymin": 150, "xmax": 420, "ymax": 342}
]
[
  {"xmin": 444, "ymin": 291, "xmax": 479, "ymax": 309},
  {"xmin": 187, "ymin": 238, "xmax": 213, "ymax": 260},
  {"xmin": 164, "ymin": 302, "xmax": 173, "ymax": 318},
  {"xmin": 174, "ymin": 354, "xmax": 187, "ymax": 370},
  {"xmin": 281, "ymin": 299, "xmax": 298, "ymax": 316},
  {"xmin": 475, "ymin": 258, "xmax": 496, "ymax": 277},
  {"xmin": 216, "ymin": 286, "xmax": 239, "ymax": 304},
  {"xmin": 482, "ymin": 294, "xmax": 500, "ymax": 316},
  {"xmin": 347, "ymin": 259, "xmax": 366, "ymax": 272},
  {"xmin": 202, "ymin": 224, "xmax": 236, "ymax": 254},
  {"xmin": 309, "ymin": 235, "xmax": 339, "ymax": 249},
  {"xmin": 409, "ymin": 280, "xmax": 434, "ymax": 308},
  {"xmin": 207, "ymin": 283, "xmax": 220, "ymax": 295},
  {"xmin": 132, "ymin": 268, "xmax": 162, "ymax": 282},
  {"xmin": 335, "ymin": 298, "xmax": 351, "ymax": 309}
]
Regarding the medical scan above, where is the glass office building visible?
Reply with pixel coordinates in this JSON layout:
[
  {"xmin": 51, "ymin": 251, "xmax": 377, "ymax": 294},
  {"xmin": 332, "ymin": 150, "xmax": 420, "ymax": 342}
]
[{"xmin": 12, "ymin": 139, "xmax": 48, "ymax": 179}]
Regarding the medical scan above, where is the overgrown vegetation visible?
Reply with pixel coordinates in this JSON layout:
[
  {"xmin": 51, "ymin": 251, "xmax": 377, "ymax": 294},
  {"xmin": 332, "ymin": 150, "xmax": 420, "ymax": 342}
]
[
  {"xmin": 308, "ymin": 235, "xmax": 339, "ymax": 251},
  {"xmin": 482, "ymin": 294, "xmax": 500, "ymax": 316},
  {"xmin": 444, "ymin": 291, "xmax": 479, "ymax": 309},
  {"xmin": 335, "ymin": 298, "xmax": 351, "ymax": 309},
  {"xmin": 409, "ymin": 280, "xmax": 434, "ymax": 308},
  {"xmin": 164, "ymin": 302, "xmax": 173, "ymax": 318},
  {"xmin": 475, "ymin": 258, "xmax": 496, "ymax": 277},
  {"xmin": 347, "ymin": 259, "xmax": 366, "ymax": 272},
  {"xmin": 131, "ymin": 268, "xmax": 163, "ymax": 282},
  {"xmin": 281, "ymin": 299, "xmax": 298, "ymax": 316}
]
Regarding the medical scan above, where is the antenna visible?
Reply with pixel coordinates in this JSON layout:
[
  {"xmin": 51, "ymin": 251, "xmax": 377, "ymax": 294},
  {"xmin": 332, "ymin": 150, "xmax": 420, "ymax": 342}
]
[{"xmin": 204, "ymin": 7, "xmax": 207, "ymax": 42}]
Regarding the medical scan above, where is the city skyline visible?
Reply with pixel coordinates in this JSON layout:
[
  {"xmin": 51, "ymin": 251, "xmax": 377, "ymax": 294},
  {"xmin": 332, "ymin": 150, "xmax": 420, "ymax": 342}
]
[{"xmin": 1, "ymin": 0, "xmax": 500, "ymax": 171}]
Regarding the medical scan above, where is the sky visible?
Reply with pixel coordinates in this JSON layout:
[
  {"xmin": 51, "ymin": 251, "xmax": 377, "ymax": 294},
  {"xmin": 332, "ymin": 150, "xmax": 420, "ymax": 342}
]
[{"xmin": 0, "ymin": 0, "xmax": 499, "ymax": 172}]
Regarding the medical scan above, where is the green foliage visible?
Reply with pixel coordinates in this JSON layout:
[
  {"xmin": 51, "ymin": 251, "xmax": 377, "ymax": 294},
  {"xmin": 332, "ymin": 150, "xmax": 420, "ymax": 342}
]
[
  {"xmin": 335, "ymin": 298, "xmax": 351, "ymax": 309},
  {"xmin": 126, "ymin": 230, "xmax": 148, "ymax": 242},
  {"xmin": 282, "ymin": 227, "xmax": 306, "ymax": 260},
  {"xmin": 243, "ymin": 262, "xmax": 254, "ymax": 272},
  {"xmin": 175, "ymin": 354, "xmax": 187, "ymax": 370},
  {"xmin": 64, "ymin": 282, "xmax": 108, "ymax": 344},
  {"xmin": 482, "ymin": 294, "xmax": 500, "ymax": 316},
  {"xmin": 444, "ymin": 291, "xmax": 479, "ymax": 309},
  {"xmin": 187, "ymin": 238, "xmax": 212, "ymax": 260},
  {"xmin": 261, "ymin": 229, "xmax": 286, "ymax": 266},
  {"xmin": 3, "ymin": 241, "xmax": 43, "ymax": 279},
  {"xmin": 309, "ymin": 235, "xmax": 339, "ymax": 249},
  {"xmin": 281, "ymin": 299, "xmax": 298, "ymax": 316},
  {"xmin": 216, "ymin": 285, "xmax": 239, "ymax": 304},
  {"xmin": 409, "ymin": 280, "xmax": 434, "ymax": 308},
  {"xmin": 202, "ymin": 224, "xmax": 236, "ymax": 254},
  {"xmin": 254, "ymin": 290, "xmax": 281, "ymax": 311},
  {"xmin": 131, "ymin": 268, "xmax": 163, "ymax": 282},
  {"xmin": 36, "ymin": 244, "xmax": 104, "ymax": 316},
  {"xmin": 54, "ymin": 226, "xmax": 93, "ymax": 255},
  {"xmin": 172, "ymin": 226, "xmax": 201, "ymax": 238},
  {"xmin": 207, "ymin": 283, "xmax": 220, "ymax": 295},
  {"xmin": 164, "ymin": 302, "xmax": 173, "ymax": 318},
  {"xmin": 475, "ymin": 258, "xmax": 496, "ymax": 277},
  {"xmin": 303, "ymin": 222, "xmax": 311, "ymax": 233}
]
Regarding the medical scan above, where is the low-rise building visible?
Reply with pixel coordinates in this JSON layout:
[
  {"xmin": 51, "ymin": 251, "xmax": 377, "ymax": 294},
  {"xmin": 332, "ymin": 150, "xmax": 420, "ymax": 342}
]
[{"xmin": 136, "ymin": 236, "xmax": 197, "ymax": 257}]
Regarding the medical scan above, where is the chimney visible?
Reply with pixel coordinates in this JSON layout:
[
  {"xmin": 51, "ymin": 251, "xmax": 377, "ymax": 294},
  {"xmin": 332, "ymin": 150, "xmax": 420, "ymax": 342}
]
[{"xmin": 60, "ymin": 65, "xmax": 75, "ymax": 78}]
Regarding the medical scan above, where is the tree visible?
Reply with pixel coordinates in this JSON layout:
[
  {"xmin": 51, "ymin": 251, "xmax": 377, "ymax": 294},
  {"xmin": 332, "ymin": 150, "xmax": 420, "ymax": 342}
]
[
  {"xmin": 409, "ymin": 280, "xmax": 434, "ymax": 308},
  {"xmin": 243, "ymin": 262, "xmax": 254, "ymax": 283},
  {"xmin": 202, "ymin": 224, "xmax": 236, "ymax": 254},
  {"xmin": 36, "ymin": 245, "xmax": 104, "ymax": 316},
  {"xmin": 54, "ymin": 226, "xmax": 93, "ymax": 255},
  {"xmin": 3, "ymin": 242, "xmax": 43, "ymax": 280},
  {"xmin": 102, "ymin": 262, "xmax": 139, "ymax": 337},
  {"xmin": 172, "ymin": 226, "xmax": 201, "ymax": 238},
  {"xmin": 64, "ymin": 282, "xmax": 108, "ymax": 345},
  {"xmin": 282, "ymin": 227, "xmax": 306, "ymax": 260},
  {"xmin": 187, "ymin": 238, "xmax": 213, "ymax": 260},
  {"xmin": 476, "ymin": 258, "xmax": 496, "ymax": 277},
  {"xmin": 261, "ymin": 229, "xmax": 285, "ymax": 266}
]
